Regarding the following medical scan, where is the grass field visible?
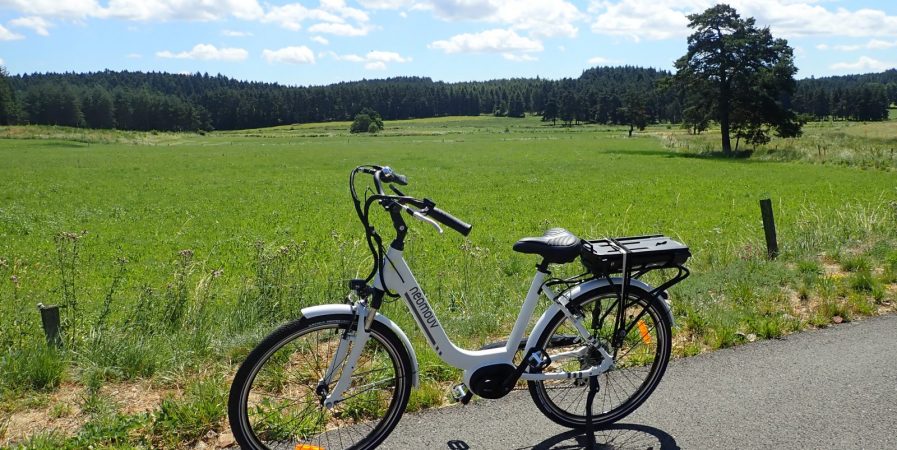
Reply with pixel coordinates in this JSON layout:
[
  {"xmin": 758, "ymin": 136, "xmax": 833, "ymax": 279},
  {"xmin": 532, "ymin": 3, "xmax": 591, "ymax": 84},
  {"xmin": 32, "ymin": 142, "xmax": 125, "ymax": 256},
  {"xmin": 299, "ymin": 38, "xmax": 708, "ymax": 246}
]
[{"xmin": 1, "ymin": 116, "xmax": 896, "ymax": 448}]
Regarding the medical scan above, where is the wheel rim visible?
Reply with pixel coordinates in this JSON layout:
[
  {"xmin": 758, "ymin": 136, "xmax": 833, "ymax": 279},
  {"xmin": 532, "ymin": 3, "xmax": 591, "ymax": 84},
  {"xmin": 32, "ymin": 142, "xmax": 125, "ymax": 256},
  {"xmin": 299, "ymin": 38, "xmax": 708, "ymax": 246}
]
[
  {"xmin": 238, "ymin": 320, "xmax": 406, "ymax": 450},
  {"xmin": 535, "ymin": 293, "xmax": 669, "ymax": 424}
]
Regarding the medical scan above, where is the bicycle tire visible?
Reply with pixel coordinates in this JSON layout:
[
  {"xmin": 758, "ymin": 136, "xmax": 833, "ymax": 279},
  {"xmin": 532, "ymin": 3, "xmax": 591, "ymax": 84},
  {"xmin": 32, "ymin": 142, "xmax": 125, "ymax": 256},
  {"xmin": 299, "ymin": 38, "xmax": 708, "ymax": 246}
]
[
  {"xmin": 228, "ymin": 314, "xmax": 412, "ymax": 450},
  {"xmin": 528, "ymin": 285, "xmax": 672, "ymax": 429}
]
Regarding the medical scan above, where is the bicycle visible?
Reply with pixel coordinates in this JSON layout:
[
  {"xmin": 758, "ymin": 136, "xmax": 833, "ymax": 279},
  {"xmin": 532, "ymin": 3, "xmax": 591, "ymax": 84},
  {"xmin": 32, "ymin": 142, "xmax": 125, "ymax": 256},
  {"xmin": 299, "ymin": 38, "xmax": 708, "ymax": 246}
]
[{"xmin": 228, "ymin": 165, "xmax": 691, "ymax": 450}]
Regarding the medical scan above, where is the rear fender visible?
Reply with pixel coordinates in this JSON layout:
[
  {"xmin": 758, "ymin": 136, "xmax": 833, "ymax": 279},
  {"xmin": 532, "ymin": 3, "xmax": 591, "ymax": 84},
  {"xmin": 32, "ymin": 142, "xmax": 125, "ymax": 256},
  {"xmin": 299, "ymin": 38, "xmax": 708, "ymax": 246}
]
[
  {"xmin": 301, "ymin": 304, "xmax": 419, "ymax": 388},
  {"xmin": 524, "ymin": 278, "xmax": 674, "ymax": 352}
]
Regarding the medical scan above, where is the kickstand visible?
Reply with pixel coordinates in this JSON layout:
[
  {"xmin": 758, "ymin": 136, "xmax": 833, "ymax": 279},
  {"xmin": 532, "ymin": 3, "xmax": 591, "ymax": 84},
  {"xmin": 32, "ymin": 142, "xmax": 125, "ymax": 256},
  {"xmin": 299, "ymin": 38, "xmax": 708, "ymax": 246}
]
[{"xmin": 585, "ymin": 374, "xmax": 600, "ymax": 450}]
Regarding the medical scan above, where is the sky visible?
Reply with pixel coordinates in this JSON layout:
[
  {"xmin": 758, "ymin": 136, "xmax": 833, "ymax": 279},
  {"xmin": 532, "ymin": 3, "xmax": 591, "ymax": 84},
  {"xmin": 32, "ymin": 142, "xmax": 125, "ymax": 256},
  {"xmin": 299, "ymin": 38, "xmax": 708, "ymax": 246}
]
[{"xmin": 0, "ymin": 0, "xmax": 896, "ymax": 86}]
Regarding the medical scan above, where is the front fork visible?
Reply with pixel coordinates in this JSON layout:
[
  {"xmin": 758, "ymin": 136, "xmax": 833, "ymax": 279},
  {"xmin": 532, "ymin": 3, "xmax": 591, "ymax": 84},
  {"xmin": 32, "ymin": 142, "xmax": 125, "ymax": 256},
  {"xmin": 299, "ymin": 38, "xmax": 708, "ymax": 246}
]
[{"xmin": 320, "ymin": 301, "xmax": 375, "ymax": 409}]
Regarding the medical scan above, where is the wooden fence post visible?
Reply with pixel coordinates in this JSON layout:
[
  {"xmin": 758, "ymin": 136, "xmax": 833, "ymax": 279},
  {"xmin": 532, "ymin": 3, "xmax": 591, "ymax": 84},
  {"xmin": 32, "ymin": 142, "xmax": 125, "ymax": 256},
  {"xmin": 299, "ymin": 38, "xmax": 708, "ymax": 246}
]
[
  {"xmin": 37, "ymin": 303, "xmax": 62, "ymax": 348},
  {"xmin": 759, "ymin": 198, "xmax": 779, "ymax": 259}
]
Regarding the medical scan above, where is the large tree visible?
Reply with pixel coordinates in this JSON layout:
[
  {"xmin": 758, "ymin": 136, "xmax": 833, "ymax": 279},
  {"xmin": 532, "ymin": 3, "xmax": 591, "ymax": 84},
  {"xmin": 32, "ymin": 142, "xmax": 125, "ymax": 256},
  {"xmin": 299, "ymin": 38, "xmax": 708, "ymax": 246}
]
[{"xmin": 674, "ymin": 4, "xmax": 802, "ymax": 155}]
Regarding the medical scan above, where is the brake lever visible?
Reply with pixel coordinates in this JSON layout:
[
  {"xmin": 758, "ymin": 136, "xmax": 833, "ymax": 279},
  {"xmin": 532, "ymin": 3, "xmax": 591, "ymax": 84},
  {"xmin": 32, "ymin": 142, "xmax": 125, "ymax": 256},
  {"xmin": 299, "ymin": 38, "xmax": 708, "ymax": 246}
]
[{"xmin": 410, "ymin": 209, "xmax": 443, "ymax": 234}]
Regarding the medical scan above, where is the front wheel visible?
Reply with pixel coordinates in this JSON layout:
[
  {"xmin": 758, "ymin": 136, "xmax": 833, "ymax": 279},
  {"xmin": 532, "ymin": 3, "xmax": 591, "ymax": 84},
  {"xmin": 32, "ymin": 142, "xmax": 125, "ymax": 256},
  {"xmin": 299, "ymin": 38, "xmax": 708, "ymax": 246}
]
[
  {"xmin": 228, "ymin": 314, "xmax": 413, "ymax": 450},
  {"xmin": 528, "ymin": 286, "xmax": 672, "ymax": 428}
]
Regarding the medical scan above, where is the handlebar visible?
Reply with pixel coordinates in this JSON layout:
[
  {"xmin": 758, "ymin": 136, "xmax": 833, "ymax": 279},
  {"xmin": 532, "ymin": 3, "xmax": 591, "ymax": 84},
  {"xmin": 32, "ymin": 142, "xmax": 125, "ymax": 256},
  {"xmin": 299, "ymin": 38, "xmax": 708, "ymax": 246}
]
[
  {"xmin": 354, "ymin": 165, "xmax": 472, "ymax": 237},
  {"xmin": 423, "ymin": 204, "xmax": 472, "ymax": 236},
  {"xmin": 350, "ymin": 164, "xmax": 472, "ymax": 300}
]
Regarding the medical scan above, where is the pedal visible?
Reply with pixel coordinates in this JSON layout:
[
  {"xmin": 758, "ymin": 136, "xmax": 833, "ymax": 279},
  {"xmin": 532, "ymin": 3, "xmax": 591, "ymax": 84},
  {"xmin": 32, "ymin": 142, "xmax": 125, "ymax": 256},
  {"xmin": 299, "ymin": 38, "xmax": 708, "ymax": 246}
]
[
  {"xmin": 526, "ymin": 350, "xmax": 551, "ymax": 371},
  {"xmin": 451, "ymin": 383, "xmax": 473, "ymax": 405}
]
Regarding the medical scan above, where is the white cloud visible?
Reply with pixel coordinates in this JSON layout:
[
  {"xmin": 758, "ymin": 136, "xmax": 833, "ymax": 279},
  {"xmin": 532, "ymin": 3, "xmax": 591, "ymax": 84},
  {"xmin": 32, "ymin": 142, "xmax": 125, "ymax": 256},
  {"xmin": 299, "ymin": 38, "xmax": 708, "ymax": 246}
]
[
  {"xmin": 431, "ymin": 0, "xmax": 497, "ymax": 20},
  {"xmin": 9, "ymin": 16, "xmax": 53, "ymax": 36},
  {"xmin": 832, "ymin": 44, "xmax": 862, "ymax": 52},
  {"xmin": 311, "ymin": 35, "xmax": 329, "ymax": 45},
  {"xmin": 366, "ymin": 50, "xmax": 410, "ymax": 63},
  {"xmin": 589, "ymin": 1, "xmax": 897, "ymax": 41},
  {"xmin": 262, "ymin": 46, "xmax": 316, "ymax": 64},
  {"xmin": 494, "ymin": 0, "xmax": 582, "ymax": 38},
  {"xmin": 320, "ymin": 0, "xmax": 369, "ymax": 23},
  {"xmin": 102, "ymin": 0, "xmax": 264, "ymax": 21},
  {"xmin": 830, "ymin": 56, "xmax": 894, "ymax": 72},
  {"xmin": 156, "ymin": 44, "xmax": 248, "ymax": 61},
  {"xmin": 358, "ymin": 0, "xmax": 417, "ymax": 9},
  {"xmin": 429, "ymin": 0, "xmax": 583, "ymax": 38},
  {"xmin": 587, "ymin": 56, "xmax": 613, "ymax": 65},
  {"xmin": 326, "ymin": 49, "xmax": 411, "ymax": 69},
  {"xmin": 429, "ymin": 28, "xmax": 543, "ymax": 56},
  {"xmin": 502, "ymin": 53, "xmax": 537, "ymax": 62},
  {"xmin": 222, "ymin": 29, "xmax": 253, "ymax": 37},
  {"xmin": 346, "ymin": 1, "xmax": 579, "ymax": 36},
  {"xmin": 262, "ymin": 1, "xmax": 371, "ymax": 35},
  {"xmin": 308, "ymin": 22, "xmax": 373, "ymax": 36},
  {"xmin": 589, "ymin": 0, "xmax": 689, "ymax": 41},
  {"xmin": 816, "ymin": 39, "xmax": 897, "ymax": 52},
  {"xmin": 0, "ymin": 0, "xmax": 266, "ymax": 21},
  {"xmin": 0, "ymin": 0, "xmax": 101, "ymax": 19},
  {"xmin": 328, "ymin": 52, "xmax": 366, "ymax": 62},
  {"xmin": 867, "ymin": 39, "xmax": 897, "ymax": 50},
  {"xmin": 126, "ymin": 52, "xmax": 142, "ymax": 58},
  {"xmin": 0, "ymin": 24, "xmax": 24, "ymax": 41}
]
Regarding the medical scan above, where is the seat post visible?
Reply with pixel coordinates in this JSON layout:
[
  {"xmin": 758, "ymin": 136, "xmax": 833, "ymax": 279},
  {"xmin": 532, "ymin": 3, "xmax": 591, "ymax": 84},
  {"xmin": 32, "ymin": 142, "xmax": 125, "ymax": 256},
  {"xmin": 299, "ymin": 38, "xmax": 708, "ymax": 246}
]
[{"xmin": 536, "ymin": 259, "xmax": 551, "ymax": 273}]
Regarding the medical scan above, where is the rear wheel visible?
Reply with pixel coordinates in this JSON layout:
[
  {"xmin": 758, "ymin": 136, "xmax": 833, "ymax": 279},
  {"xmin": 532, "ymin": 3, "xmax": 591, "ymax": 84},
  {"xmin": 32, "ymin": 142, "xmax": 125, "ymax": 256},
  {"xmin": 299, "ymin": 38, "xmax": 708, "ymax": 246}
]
[
  {"xmin": 528, "ymin": 286, "xmax": 672, "ymax": 428},
  {"xmin": 228, "ymin": 314, "xmax": 412, "ymax": 450}
]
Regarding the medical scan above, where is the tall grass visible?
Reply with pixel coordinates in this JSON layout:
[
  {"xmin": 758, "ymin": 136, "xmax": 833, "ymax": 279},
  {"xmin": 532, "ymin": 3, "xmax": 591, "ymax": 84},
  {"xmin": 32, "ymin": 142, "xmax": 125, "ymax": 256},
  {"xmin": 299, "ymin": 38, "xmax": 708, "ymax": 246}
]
[{"xmin": 659, "ymin": 120, "xmax": 897, "ymax": 170}]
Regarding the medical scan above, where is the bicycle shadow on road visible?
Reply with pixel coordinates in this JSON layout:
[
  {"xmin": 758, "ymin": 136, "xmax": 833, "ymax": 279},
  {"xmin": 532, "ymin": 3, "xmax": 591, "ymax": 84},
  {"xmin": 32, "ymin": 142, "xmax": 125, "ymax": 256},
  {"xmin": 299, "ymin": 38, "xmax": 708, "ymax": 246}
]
[{"xmin": 508, "ymin": 423, "xmax": 680, "ymax": 450}]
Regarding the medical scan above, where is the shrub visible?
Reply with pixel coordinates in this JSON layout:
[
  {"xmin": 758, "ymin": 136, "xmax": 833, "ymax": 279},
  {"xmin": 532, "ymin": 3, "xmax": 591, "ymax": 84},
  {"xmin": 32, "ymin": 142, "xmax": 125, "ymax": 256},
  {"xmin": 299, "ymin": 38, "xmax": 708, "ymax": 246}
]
[
  {"xmin": 350, "ymin": 107, "xmax": 383, "ymax": 134},
  {"xmin": 152, "ymin": 376, "xmax": 227, "ymax": 446},
  {"xmin": 0, "ymin": 343, "xmax": 67, "ymax": 391}
]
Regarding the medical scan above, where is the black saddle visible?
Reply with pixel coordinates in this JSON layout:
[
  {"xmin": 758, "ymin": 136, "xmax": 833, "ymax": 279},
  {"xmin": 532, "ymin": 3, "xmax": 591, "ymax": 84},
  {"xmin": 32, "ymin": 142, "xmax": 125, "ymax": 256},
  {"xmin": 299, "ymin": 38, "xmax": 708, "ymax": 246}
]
[{"xmin": 512, "ymin": 228, "xmax": 582, "ymax": 264}]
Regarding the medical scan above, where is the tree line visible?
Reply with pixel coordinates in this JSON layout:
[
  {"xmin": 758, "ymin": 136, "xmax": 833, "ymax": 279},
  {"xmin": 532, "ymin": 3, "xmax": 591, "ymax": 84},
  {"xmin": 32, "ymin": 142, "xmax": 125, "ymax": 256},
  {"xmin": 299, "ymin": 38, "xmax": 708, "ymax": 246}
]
[
  {"xmin": 0, "ymin": 67, "xmax": 679, "ymax": 131},
  {"xmin": 0, "ymin": 64, "xmax": 893, "ymax": 132},
  {"xmin": 792, "ymin": 72, "xmax": 894, "ymax": 121}
]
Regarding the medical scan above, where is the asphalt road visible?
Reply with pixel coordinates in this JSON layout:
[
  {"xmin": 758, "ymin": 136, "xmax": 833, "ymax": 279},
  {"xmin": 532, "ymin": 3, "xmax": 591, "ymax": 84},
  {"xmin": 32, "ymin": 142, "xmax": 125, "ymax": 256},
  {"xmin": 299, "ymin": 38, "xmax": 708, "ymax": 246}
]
[{"xmin": 384, "ymin": 314, "xmax": 897, "ymax": 449}]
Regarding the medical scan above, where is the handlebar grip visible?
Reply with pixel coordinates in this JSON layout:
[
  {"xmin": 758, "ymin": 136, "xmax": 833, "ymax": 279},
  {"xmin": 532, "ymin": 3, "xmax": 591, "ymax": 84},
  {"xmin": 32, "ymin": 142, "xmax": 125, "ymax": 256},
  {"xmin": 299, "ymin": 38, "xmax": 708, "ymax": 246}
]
[
  {"xmin": 428, "ymin": 207, "xmax": 472, "ymax": 236},
  {"xmin": 392, "ymin": 173, "xmax": 408, "ymax": 186}
]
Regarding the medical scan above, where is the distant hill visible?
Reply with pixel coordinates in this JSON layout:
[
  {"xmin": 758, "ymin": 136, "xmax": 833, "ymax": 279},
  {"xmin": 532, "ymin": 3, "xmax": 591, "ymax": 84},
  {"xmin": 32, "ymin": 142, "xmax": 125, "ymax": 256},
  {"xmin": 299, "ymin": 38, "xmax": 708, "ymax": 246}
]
[{"xmin": 2, "ymin": 67, "xmax": 894, "ymax": 132}]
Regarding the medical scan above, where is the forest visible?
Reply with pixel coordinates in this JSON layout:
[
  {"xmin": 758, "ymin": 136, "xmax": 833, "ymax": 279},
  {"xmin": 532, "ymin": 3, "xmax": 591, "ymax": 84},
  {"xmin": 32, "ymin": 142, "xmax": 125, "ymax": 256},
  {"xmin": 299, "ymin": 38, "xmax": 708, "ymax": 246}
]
[{"xmin": 0, "ymin": 66, "xmax": 894, "ymax": 132}]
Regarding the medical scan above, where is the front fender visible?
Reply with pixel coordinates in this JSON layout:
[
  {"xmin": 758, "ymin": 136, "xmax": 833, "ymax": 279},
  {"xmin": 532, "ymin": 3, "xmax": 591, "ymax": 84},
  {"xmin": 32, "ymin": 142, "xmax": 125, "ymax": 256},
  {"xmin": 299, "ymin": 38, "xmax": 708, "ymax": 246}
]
[
  {"xmin": 301, "ymin": 304, "xmax": 419, "ymax": 388},
  {"xmin": 524, "ymin": 278, "xmax": 675, "ymax": 352}
]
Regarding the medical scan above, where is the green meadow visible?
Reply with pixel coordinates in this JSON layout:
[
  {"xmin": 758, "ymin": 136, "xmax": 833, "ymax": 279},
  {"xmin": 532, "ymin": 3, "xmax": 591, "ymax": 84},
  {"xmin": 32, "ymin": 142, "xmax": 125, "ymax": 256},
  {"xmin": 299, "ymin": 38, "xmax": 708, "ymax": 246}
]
[{"xmin": 1, "ymin": 116, "xmax": 895, "ymax": 448}]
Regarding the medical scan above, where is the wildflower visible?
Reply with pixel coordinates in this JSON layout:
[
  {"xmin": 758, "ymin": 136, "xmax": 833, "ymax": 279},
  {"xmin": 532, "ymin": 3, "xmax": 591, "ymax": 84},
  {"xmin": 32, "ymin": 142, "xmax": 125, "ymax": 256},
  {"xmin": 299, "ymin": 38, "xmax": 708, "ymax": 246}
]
[
  {"xmin": 10, "ymin": 275, "xmax": 18, "ymax": 285},
  {"xmin": 212, "ymin": 269, "xmax": 224, "ymax": 278},
  {"xmin": 178, "ymin": 249, "xmax": 194, "ymax": 259}
]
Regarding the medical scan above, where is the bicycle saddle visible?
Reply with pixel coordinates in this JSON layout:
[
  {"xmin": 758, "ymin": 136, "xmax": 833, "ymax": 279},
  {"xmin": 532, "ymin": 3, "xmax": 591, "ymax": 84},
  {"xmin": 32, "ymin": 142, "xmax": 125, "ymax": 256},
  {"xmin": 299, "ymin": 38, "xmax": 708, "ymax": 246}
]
[{"xmin": 512, "ymin": 228, "xmax": 582, "ymax": 264}]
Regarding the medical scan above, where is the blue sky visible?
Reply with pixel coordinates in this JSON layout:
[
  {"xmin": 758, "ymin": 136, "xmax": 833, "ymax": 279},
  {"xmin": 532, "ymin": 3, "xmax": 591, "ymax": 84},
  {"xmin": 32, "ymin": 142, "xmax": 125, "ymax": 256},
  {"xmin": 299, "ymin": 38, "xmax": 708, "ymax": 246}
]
[{"xmin": 1, "ymin": 1, "xmax": 896, "ymax": 86}]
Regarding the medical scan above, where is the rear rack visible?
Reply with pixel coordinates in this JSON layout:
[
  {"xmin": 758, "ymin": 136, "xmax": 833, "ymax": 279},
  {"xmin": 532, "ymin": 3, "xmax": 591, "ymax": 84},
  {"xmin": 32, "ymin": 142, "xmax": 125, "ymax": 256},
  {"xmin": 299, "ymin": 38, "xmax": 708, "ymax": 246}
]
[{"xmin": 580, "ymin": 234, "xmax": 691, "ymax": 301}]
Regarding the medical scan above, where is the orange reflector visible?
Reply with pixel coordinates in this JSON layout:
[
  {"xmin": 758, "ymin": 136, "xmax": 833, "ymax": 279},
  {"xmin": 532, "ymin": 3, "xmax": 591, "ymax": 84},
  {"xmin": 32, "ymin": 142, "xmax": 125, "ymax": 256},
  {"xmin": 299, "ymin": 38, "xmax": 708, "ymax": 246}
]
[
  {"xmin": 637, "ymin": 320, "xmax": 651, "ymax": 345},
  {"xmin": 295, "ymin": 445, "xmax": 325, "ymax": 450}
]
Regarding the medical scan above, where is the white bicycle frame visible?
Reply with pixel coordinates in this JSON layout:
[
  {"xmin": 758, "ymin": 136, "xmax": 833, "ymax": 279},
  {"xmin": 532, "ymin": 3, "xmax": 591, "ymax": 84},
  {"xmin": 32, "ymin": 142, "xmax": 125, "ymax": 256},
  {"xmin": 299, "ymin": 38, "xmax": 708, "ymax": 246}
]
[{"xmin": 315, "ymin": 245, "xmax": 626, "ymax": 406}]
